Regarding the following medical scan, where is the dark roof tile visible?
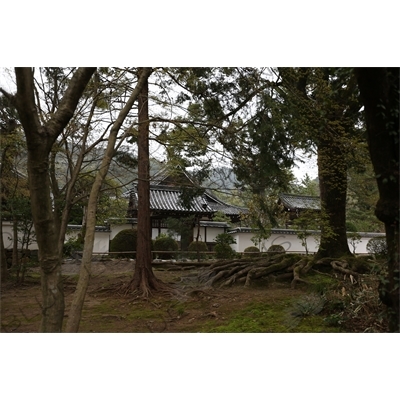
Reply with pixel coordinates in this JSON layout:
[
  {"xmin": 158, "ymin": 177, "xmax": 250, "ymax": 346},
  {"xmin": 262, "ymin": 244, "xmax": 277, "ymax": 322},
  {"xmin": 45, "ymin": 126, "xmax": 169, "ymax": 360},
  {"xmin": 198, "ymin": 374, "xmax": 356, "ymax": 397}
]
[{"xmin": 279, "ymin": 193, "xmax": 320, "ymax": 211}]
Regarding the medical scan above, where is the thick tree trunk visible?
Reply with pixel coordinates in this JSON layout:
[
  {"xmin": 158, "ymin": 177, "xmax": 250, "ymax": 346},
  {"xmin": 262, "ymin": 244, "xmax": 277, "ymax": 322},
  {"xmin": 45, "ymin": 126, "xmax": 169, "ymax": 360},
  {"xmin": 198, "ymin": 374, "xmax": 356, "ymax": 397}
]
[
  {"xmin": 40, "ymin": 257, "xmax": 65, "ymax": 332},
  {"xmin": 28, "ymin": 146, "xmax": 65, "ymax": 331},
  {"xmin": 315, "ymin": 137, "xmax": 352, "ymax": 259},
  {"xmin": 130, "ymin": 69, "xmax": 166, "ymax": 296},
  {"xmin": 355, "ymin": 67, "xmax": 399, "ymax": 332},
  {"xmin": 10, "ymin": 67, "xmax": 96, "ymax": 332}
]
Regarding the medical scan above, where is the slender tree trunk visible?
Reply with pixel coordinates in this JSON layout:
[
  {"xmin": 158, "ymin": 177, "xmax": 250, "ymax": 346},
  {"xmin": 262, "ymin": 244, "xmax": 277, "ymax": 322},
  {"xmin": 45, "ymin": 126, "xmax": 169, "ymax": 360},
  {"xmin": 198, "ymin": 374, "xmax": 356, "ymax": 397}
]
[
  {"xmin": 355, "ymin": 67, "xmax": 399, "ymax": 332},
  {"xmin": 66, "ymin": 68, "xmax": 153, "ymax": 331},
  {"xmin": 130, "ymin": 69, "xmax": 167, "ymax": 296},
  {"xmin": 195, "ymin": 216, "xmax": 201, "ymax": 262},
  {"xmin": 12, "ymin": 215, "xmax": 19, "ymax": 279},
  {"xmin": 316, "ymin": 136, "xmax": 352, "ymax": 259},
  {"xmin": 0, "ymin": 219, "xmax": 8, "ymax": 282}
]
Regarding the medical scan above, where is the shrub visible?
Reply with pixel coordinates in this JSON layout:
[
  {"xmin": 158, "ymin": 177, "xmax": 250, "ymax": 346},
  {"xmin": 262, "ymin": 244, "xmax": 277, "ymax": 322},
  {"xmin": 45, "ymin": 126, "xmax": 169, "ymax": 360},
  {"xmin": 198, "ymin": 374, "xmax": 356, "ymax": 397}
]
[
  {"xmin": 213, "ymin": 233, "xmax": 236, "ymax": 259},
  {"xmin": 188, "ymin": 240, "xmax": 208, "ymax": 260},
  {"xmin": 366, "ymin": 237, "xmax": 387, "ymax": 258},
  {"xmin": 346, "ymin": 221, "xmax": 358, "ymax": 232},
  {"xmin": 214, "ymin": 244, "xmax": 236, "ymax": 259},
  {"xmin": 243, "ymin": 246, "xmax": 260, "ymax": 258},
  {"xmin": 267, "ymin": 244, "xmax": 285, "ymax": 254},
  {"xmin": 153, "ymin": 234, "xmax": 179, "ymax": 259},
  {"xmin": 109, "ymin": 229, "xmax": 138, "ymax": 258},
  {"xmin": 63, "ymin": 235, "xmax": 84, "ymax": 258},
  {"xmin": 214, "ymin": 233, "xmax": 236, "ymax": 246}
]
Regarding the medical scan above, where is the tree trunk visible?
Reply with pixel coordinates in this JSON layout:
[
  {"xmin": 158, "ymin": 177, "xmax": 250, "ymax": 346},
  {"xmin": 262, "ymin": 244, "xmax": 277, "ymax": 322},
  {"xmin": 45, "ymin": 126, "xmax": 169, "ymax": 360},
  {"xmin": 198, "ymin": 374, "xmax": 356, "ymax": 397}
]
[
  {"xmin": 316, "ymin": 136, "xmax": 352, "ymax": 259},
  {"xmin": 0, "ymin": 218, "xmax": 8, "ymax": 282},
  {"xmin": 355, "ymin": 67, "xmax": 399, "ymax": 332},
  {"xmin": 10, "ymin": 67, "xmax": 96, "ymax": 332},
  {"xmin": 28, "ymin": 147, "xmax": 66, "ymax": 332},
  {"xmin": 12, "ymin": 215, "xmax": 19, "ymax": 278},
  {"xmin": 66, "ymin": 68, "xmax": 153, "ymax": 332},
  {"xmin": 130, "ymin": 69, "xmax": 166, "ymax": 295}
]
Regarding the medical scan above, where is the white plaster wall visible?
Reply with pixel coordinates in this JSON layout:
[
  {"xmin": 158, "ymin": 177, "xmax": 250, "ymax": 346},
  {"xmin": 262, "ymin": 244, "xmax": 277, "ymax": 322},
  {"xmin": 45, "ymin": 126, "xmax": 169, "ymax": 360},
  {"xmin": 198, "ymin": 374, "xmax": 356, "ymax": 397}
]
[
  {"xmin": 109, "ymin": 223, "xmax": 135, "ymax": 240},
  {"xmin": 65, "ymin": 229, "xmax": 110, "ymax": 254},
  {"xmin": 93, "ymin": 231, "xmax": 111, "ymax": 253},
  {"xmin": 2, "ymin": 219, "xmax": 385, "ymax": 256},
  {"xmin": 2, "ymin": 220, "xmax": 38, "ymax": 250},
  {"xmin": 195, "ymin": 226, "xmax": 225, "ymax": 243},
  {"xmin": 153, "ymin": 228, "xmax": 171, "ymax": 239},
  {"xmin": 229, "ymin": 229, "xmax": 384, "ymax": 255}
]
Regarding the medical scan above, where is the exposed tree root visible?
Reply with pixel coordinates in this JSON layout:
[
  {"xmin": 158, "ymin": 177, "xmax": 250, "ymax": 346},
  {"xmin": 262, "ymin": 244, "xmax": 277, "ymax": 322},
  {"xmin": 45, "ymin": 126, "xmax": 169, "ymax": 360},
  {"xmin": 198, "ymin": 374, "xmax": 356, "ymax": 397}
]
[
  {"xmin": 195, "ymin": 253, "xmax": 374, "ymax": 289},
  {"xmin": 123, "ymin": 269, "xmax": 180, "ymax": 298},
  {"xmin": 291, "ymin": 258, "xmax": 313, "ymax": 289}
]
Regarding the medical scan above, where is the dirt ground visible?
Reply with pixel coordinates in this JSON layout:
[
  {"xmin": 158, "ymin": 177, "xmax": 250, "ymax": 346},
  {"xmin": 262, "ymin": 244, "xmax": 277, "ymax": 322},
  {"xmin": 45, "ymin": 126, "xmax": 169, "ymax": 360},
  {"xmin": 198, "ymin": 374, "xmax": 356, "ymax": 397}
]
[{"xmin": 1, "ymin": 258, "xmax": 322, "ymax": 333}]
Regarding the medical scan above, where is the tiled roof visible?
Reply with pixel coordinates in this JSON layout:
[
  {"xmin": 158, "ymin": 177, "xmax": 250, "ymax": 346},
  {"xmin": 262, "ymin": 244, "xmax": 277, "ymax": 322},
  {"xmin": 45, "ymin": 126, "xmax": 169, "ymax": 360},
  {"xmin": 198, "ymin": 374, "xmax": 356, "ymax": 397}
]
[
  {"xmin": 129, "ymin": 186, "xmax": 213, "ymax": 214},
  {"xmin": 152, "ymin": 166, "xmax": 196, "ymax": 187},
  {"xmin": 279, "ymin": 193, "xmax": 320, "ymax": 211},
  {"xmin": 68, "ymin": 225, "xmax": 111, "ymax": 232},
  {"xmin": 125, "ymin": 167, "xmax": 248, "ymax": 219},
  {"xmin": 204, "ymin": 192, "xmax": 248, "ymax": 216}
]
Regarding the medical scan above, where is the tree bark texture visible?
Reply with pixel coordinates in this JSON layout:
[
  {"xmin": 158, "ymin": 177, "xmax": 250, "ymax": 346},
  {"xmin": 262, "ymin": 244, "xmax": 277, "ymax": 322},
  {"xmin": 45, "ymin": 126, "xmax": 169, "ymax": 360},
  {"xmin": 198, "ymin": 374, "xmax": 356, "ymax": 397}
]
[
  {"xmin": 130, "ymin": 69, "xmax": 166, "ymax": 295},
  {"xmin": 316, "ymin": 135, "xmax": 352, "ymax": 258},
  {"xmin": 355, "ymin": 67, "xmax": 399, "ymax": 332},
  {"xmin": 12, "ymin": 67, "xmax": 96, "ymax": 332},
  {"xmin": 66, "ymin": 67, "xmax": 152, "ymax": 332},
  {"xmin": 280, "ymin": 68, "xmax": 355, "ymax": 260},
  {"xmin": 0, "ymin": 218, "xmax": 8, "ymax": 282}
]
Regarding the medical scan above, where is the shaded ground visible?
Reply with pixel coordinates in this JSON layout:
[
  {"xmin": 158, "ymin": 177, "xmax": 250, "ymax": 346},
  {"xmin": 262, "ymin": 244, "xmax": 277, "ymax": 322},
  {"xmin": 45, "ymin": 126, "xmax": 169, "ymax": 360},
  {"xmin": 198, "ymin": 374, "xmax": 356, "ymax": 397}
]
[{"xmin": 1, "ymin": 258, "xmax": 384, "ymax": 333}]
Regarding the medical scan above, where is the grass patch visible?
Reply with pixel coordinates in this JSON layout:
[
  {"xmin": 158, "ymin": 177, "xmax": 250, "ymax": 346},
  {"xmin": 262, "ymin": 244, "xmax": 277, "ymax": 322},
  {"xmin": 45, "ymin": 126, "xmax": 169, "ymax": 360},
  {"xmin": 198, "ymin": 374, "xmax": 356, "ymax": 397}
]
[
  {"xmin": 200, "ymin": 299, "xmax": 290, "ymax": 333},
  {"xmin": 199, "ymin": 295, "xmax": 343, "ymax": 333},
  {"xmin": 307, "ymin": 271, "xmax": 338, "ymax": 295}
]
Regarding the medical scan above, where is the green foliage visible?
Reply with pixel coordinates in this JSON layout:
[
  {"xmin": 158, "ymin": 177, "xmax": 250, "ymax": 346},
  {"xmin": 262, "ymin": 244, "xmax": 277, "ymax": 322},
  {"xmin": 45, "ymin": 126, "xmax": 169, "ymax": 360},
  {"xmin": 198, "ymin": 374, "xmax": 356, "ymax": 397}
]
[
  {"xmin": 70, "ymin": 173, "xmax": 128, "ymax": 225},
  {"xmin": 291, "ymin": 174, "xmax": 320, "ymax": 196},
  {"xmin": 346, "ymin": 221, "xmax": 358, "ymax": 232},
  {"xmin": 212, "ymin": 210, "xmax": 231, "ymax": 225},
  {"xmin": 306, "ymin": 272, "xmax": 338, "ymax": 295},
  {"xmin": 214, "ymin": 233, "xmax": 236, "ymax": 246},
  {"xmin": 285, "ymin": 293, "xmax": 326, "ymax": 329},
  {"xmin": 214, "ymin": 233, "xmax": 236, "ymax": 259},
  {"xmin": 166, "ymin": 216, "xmax": 195, "ymax": 251},
  {"xmin": 153, "ymin": 234, "xmax": 179, "ymax": 259},
  {"xmin": 214, "ymin": 244, "xmax": 236, "ymax": 259},
  {"xmin": 366, "ymin": 237, "xmax": 388, "ymax": 258},
  {"xmin": 187, "ymin": 240, "xmax": 208, "ymax": 260},
  {"xmin": 63, "ymin": 235, "xmax": 84, "ymax": 258},
  {"xmin": 292, "ymin": 209, "xmax": 323, "ymax": 255},
  {"xmin": 347, "ymin": 231, "xmax": 362, "ymax": 254},
  {"xmin": 243, "ymin": 246, "xmax": 260, "ymax": 257},
  {"xmin": 215, "ymin": 246, "xmax": 235, "ymax": 259},
  {"xmin": 109, "ymin": 229, "xmax": 138, "ymax": 258},
  {"xmin": 346, "ymin": 152, "xmax": 384, "ymax": 233},
  {"xmin": 201, "ymin": 298, "xmax": 341, "ymax": 333},
  {"xmin": 267, "ymin": 244, "xmax": 286, "ymax": 254}
]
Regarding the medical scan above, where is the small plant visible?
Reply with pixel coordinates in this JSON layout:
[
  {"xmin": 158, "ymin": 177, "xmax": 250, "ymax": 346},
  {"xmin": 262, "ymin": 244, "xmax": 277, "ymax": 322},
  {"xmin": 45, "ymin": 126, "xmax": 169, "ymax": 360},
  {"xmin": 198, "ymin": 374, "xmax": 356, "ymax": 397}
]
[
  {"xmin": 285, "ymin": 293, "xmax": 326, "ymax": 329},
  {"xmin": 109, "ymin": 229, "xmax": 137, "ymax": 258},
  {"xmin": 63, "ymin": 235, "xmax": 84, "ymax": 258},
  {"xmin": 366, "ymin": 237, "xmax": 387, "ymax": 258},
  {"xmin": 187, "ymin": 240, "xmax": 208, "ymax": 260},
  {"xmin": 243, "ymin": 246, "xmax": 260, "ymax": 258},
  {"xmin": 153, "ymin": 234, "xmax": 179, "ymax": 260},
  {"xmin": 214, "ymin": 233, "xmax": 236, "ymax": 259},
  {"xmin": 267, "ymin": 244, "xmax": 285, "ymax": 254},
  {"xmin": 347, "ymin": 231, "xmax": 362, "ymax": 254}
]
